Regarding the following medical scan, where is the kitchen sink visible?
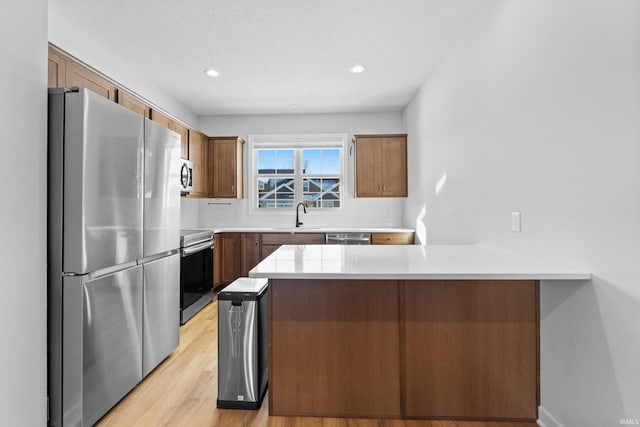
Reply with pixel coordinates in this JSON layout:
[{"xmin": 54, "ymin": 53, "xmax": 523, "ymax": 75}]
[{"xmin": 270, "ymin": 227, "xmax": 322, "ymax": 230}]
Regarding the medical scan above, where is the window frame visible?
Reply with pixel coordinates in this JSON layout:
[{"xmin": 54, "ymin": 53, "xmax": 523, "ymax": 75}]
[{"xmin": 248, "ymin": 134, "xmax": 348, "ymax": 215}]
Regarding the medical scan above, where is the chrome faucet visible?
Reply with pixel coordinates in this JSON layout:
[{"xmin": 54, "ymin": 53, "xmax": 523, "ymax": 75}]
[{"xmin": 295, "ymin": 202, "xmax": 306, "ymax": 227}]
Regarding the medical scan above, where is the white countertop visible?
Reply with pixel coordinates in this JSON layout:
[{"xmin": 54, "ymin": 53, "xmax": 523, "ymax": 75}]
[
  {"xmin": 201, "ymin": 227, "xmax": 414, "ymax": 234},
  {"xmin": 248, "ymin": 244, "xmax": 590, "ymax": 280}
]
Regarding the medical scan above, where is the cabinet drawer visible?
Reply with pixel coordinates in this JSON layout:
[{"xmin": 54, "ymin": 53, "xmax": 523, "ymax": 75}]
[
  {"xmin": 371, "ymin": 232, "xmax": 414, "ymax": 245},
  {"xmin": 261, "ymin": 233, "xmax": 326, "ymax": 244}
]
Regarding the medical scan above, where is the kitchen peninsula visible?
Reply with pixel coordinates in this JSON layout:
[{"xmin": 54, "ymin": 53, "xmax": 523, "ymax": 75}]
[{"xmin": 249, "ymin": 244, "xmax": 590, "ymax": 421}]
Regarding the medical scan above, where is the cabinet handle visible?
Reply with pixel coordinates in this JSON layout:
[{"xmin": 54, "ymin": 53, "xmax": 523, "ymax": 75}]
[{"xmin": 382, "ymin": 184, "xmax": 386, "ymax": 191}]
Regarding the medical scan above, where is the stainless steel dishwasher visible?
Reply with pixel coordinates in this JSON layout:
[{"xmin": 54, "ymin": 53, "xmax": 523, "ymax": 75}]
[
  {"xmin": 217, "ymin": 278, "xmax": 269, "ymax": 409},
  {"xmin": 325, "ymin": 232, "xmax": 371, "ymax": 245}
]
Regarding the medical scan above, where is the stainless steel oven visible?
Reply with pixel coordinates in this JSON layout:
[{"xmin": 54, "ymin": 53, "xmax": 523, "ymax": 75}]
[{"xmin": 179, "ymin": 229, "xmax": 214, "ymax": 324}]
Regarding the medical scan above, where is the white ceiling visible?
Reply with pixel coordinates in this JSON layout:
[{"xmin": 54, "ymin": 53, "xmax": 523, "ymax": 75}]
[{"xmin": 49, "ymin": 0, "xmax": 484, "ymax": 116}]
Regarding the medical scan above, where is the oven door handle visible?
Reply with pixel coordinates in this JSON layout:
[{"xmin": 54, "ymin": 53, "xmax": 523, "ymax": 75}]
[{"xmin": 181, "ymin": 241, "xmax": 213, "ymax": 257}]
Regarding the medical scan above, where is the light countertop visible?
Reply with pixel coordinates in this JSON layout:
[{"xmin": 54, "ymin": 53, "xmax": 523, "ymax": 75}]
[
  {"xmin": 194, "ymin": 227, "xmax": 414, "ymax": 234},
  {"xmin": 248, "ymin": 244, "xmax": 590, "ymax": 280}
]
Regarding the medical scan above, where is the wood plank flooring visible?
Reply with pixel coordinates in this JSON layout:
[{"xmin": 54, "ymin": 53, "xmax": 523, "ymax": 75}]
[{"xmin": 96, "ymin": 297, "xmax": 540, "ymax": 427}]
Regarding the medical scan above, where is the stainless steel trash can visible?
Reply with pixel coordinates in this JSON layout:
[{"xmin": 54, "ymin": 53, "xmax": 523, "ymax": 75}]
[{"xmin": 217, "ymin": 277, "xmax": 269, "ymax": 409}]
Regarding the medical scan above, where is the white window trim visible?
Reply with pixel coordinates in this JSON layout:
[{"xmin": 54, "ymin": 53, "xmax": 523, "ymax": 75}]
[{"xmin": 248, "ymin": 133, "xmax": 348, "ymax": 216}]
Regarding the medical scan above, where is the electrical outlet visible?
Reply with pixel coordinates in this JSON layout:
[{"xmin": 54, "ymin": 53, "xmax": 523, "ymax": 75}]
[{"xmin": 511, "ymin": 212, "xmax": 521, "ymax": 232}]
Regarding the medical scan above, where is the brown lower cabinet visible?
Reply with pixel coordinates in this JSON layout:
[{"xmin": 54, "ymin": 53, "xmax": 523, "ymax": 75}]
[
  {"xmin": 217, "ymin": 233, "xmax": 241, "ymax": 287},
  {"xmin": 269, "ymin": 278, "xmax": 539, "ymax": 421},
  {"xmin": 371, "ymin": 232, "xmax": 414, "ymax": 245},
  {"xmin": 261, "ymin": 233, "xmax": 326, "ymax": 260},
  {"xmin": 215, "ymin": 232, "xmax": 327, "ymax": 287},
  {"xmin": 241, "ymin": 233, "xmax": 261, "ymax": 277},
  {"xmin": 402, "ymin": 280, "xmax": 538, "ymax": 419},
  {"xmin": 270, "ymin": 279, "xmax": 402, "ymax": 418},
  {"xmin": 214, "ymin": 231, "xmax": 414, "ymax": 288}
]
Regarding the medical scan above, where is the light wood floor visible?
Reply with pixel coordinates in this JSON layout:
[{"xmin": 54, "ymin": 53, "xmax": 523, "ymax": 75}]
[{"xmin": 96, "ymin": 297, "xmax": 540, "ymax": 427}]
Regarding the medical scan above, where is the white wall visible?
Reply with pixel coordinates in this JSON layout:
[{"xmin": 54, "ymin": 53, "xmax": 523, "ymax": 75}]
[
  {"xmin": 195, "ymin": 112, "xmax": 406, "ymax": 228},
  {"xmin": 48, "ymin": 6, "xmax": 198, "ymax": 129},
  {"xmin": 403, "ymin": 1, "xmax": 640, "ymax": 426},
  {"xmin": 0, "ymin": 2, "xmax": 48, "ymax": 425}
]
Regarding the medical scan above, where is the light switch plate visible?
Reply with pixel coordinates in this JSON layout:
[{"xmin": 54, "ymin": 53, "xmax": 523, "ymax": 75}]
[{"xmin": 511, "ymin": 212, "xmax": 521, "ymax": 232}]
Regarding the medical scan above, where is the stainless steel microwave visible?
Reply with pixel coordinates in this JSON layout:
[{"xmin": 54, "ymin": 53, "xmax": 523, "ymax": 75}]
[{"xmin": 180, "ymin": 159, "xmax": 193, "ymax": 195}]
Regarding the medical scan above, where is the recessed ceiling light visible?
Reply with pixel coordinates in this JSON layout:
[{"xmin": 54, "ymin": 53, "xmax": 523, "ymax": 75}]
[
  {"xmin": 349, "ymin": 64, "xmax": 365, "ymax": 74},
  {"xmin": 204, "ymin": 68, "xmax": 220, "ymax": 77}
]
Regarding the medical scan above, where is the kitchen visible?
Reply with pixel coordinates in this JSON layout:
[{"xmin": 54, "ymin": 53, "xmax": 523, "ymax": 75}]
[{"xmin": 2, "ymin": 1, "xmax": 639, "ymax": 427}]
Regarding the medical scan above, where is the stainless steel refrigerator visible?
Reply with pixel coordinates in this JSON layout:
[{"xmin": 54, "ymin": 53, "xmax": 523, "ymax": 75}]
[{"xmin": 48, "ymin": 88, "xmax": 181, "ymax": 427}]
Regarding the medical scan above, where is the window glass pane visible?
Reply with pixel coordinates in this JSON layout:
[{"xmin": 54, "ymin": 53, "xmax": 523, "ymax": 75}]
[
  {"xmin": 258, "ymin": 150, "xmax": 275, "ymax": 159},
  {"xmin": 275, "ymin": 158, "xmax": 294, "ymax": 174},
  {"xmin": 303, "ymin": 159, "xmax": 321, "ymax": 174},
  {"xmin": 303, "ymin": 149, "xmax": 321, "ymax": 159},
  {"xmin": 322, "ymin": 148, "xmax": 340, "ymax": 158},
  {"xmin": 302, "ymin": 178, "xmax": 340, "ymax": 209},
  {"xmin": 302, "ymin": 148, "xmax": 341, "ymax": 175},
  {"xmin": 257, "ymin": 158, "xmax": 275, "ymax": 173},
  {"xmin": 258, "ymin": 149, "xmax": 297, "ymax": 175},
  {"xmin": 275, "ymin": 149, "xmax": 294, "ymax": 174},
  {"xmin": 322, "ymin": 159, "xmax": 340, "ymax": 175},
  {"xmin": 321, "ymin": 199, "xmax": 339, "ymax": 208},
  {"xmin": 257, "ymin": 178, "xmax": 295, "ymax": 209},
  {"xmin": 255, "ymin": 144, "xmax": 341, "ymax": 210}
]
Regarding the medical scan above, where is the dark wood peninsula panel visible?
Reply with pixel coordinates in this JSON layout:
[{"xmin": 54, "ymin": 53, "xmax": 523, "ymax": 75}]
[
  {"xmin": 268, "ymin": 278, "xmax": 539, "ymax": 422},
  {"xmin": 270, "ymin": 279, "xmax": 402, "ymax": 418}
]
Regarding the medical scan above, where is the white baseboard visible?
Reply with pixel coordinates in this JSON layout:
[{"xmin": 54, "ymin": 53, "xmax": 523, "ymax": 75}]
[{"xmin": 538, "ymin": 406, "xmax": 565, "ymax": 427}]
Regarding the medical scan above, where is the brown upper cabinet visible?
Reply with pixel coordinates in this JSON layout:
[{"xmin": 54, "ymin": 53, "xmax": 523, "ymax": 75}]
[
  {"xmin": 208, "ymin": 136, "xmax": 245, "ymax": 199},
  {"xmin": 174, "ymin": 122, "xmax": 189, "ymax": 160},
  {"xmin": 117, "ymin": 90, "xmax": 150, "ymax": 118},
  {"xmin": 65, "ymin": 61, "xmax": 117, "ymax": 101},
  {"xmin": 48, "ymin": 47, "xmax": 67, "ymax": 88},
  {"xmin": 354, "ymin": 134, "xmax": 407, "ymax": 197},
  {"xmin": 48, "ymin": 45, "xmax": 116, "ymax": 101},
  {"xmin": 150, "ymin": 109, "xmax": 175, "ymax": 130},
  {"xmin": 188, "ymin": 130, "xmax": 208, "ymax": 198}
]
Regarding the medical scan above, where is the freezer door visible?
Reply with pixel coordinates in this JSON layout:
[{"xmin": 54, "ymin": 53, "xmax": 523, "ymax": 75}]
[
  {"xmin": 62, "ymin": 89, "xmax": 144, "ymax": 274},
  {"xmin": 144, "ymin": 119, "xmax": 181, "ymax": 257},
  {"xmin": 56, "ymin": 266, "xmax": 143, "ymax": 427},
  {"xmin": 143, "ymin": 254, "xmax": 180, "ymax": 377}
]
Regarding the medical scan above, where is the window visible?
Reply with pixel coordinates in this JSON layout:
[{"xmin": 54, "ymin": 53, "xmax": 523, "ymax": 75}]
[{"xmin": 250, "ymin": 134, "xmax": 346, "ymax": 212}]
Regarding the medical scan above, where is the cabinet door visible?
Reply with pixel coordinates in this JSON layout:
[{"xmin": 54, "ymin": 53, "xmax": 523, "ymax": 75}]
[
  {"xmin": 261, "ymin": 233, "xmax": 326, "ymax": 260},
  {"xmin": 261, "ymin": 244, "xmax": 280, "ymax": 260},
  {"xmin": 209, "ymin": 138, "xmax": 238, "ymax": 198},
  {"xmin": 403, "ymin": 280, "xmax": 538, "ymax": 419},
  {"xmin": 188, "ymin": 130, "xmax": 208, "ymax": 198},
  {"xmin": 380, "ymin": 136, "xmax": 407, "ymax": 197},
  {"xmin": 355, "ymin": 137, "xmax": 382, "ymax": 197},
  {"xmin": 240, "ymin": 233, "xmax": 261, "ymax": 276},
  {"xmin": 220, "ymin": 233, "xmax": 241, "ymax": 285},
  {"xmin": 371, "ymin": 232, "xmax": 414, "ymax": 245},
  {"xmin": 213, "ymin": 234, "xmax": 221, "ymax": 287},
  {"xmin": 66, "ymin": 61, "xmax": 116, "ymax": 101},
  {"xmin": 48, "ymin": 49, "xmax": 67, "ymax": 87},
  {"xmin": 173, "ymin": 122, "xmax": 189, "ymax": 160},
  {"xmin": 150, "ymin": 109, "xmax": 174, "ymax": 130},
  {"xmin": 117, "ymin": 90, "xmax": 149, "ymax": 118}
]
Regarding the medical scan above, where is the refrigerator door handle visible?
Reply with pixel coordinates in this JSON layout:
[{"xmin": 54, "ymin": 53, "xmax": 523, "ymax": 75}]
[
  {"xmin": 86, "ymin": 260, "xmax": 138, "ymax": 280},
  {"xmin": 138, "ymin": 249, "xmax": 180, "ymax": 265}
]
